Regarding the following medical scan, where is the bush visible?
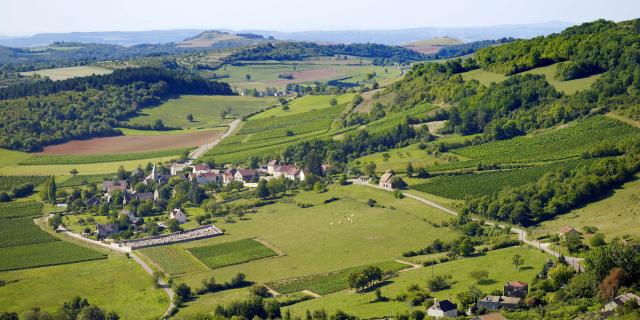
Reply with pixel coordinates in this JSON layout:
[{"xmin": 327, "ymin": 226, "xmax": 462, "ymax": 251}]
[
  {"xmin": 0, "ymin": 192, "xmax": 10, "ymax": 202},
  {"xmin": 426, "ymin": 275, "xmax": 451, "ymax": 291}
]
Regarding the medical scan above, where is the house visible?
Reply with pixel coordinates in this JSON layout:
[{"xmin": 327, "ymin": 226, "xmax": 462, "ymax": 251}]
[
  {"xmin": 170, "ymin": 208, "xmax": 187, "ymax": 224},
  {"xmin": 123, "ymin": 190, "xmax": 154, "ymax": 205},
  {"xmin": 477, "ymin": 296, "xmax": 522, "ymax": 310},
  {"xmin": 267, "ymin": 160, "xmax": 280, "ymax": 174},
  {"xmin": 234, "ymin": 168, "xmax": 258, "ymax": 182},
  {"xmin": 427, "ymin": 299, "xmax": 458, "ymax": 318},
  {"xmin": 272, "ymin": 165, "xmax": 306, "ymax": 181},
  {"xmin": 223, "ymin": 169, "xmax": 237, "ymax": 184},
  {"xmin": 95, "ymin": 223, "xmax": 119, "ymax": 239},
  {"xmin": 102, "ymin": 180, "xmax": 127, "ymax": 194},
  {"xmin": 86, "ymin": 196, "xmax": 101, "ymax": 207},
  {"xmin": 559, "ymin": 226, "xmax": 580, "ymax": 239},
  {"xmin": 170, "ymin": 163, "xmax": 189, "ymax": 175},
  {"xmin": 379, "ymin": 169, "xmax": 394, "ymax": 190},
  {"xmin": 192, "ymin": 164, "xmax": 210, "ymax": 174},
  {"xmin": 602, "ymin": 292, "xmax": 640, "ymax": 315},
  {"xmin": 471, "ymin": 313, "xmax": 507, "ymax": 320},
  {"xmin": 190, "ymin": 172, "xmax": 223, "ymax": 185},
  {"xmin": 120, "ymin": 210, "xmax": 141, "ymax": 225},
  {"xmin": 504, "ymin": 281, "xmax": 528, "ymax": 298}
]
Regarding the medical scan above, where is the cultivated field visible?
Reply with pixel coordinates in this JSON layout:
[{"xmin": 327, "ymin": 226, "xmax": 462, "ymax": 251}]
[
  {"xmin": 20, "ymin": 65, "xmax": 112, "ymax": 81},
  {"xmin": 22, "ymin": 148, "xmax": 190, "ymax": 165},
  {"xmin": 188, "ymin": 238, "xmax": 278, "ymax": 269},
  {"xmin": 0, "ymin": 155, "xmax": 177, "ymax": 176},
  {"xmin": 36, "ymin": 129, "xmax": 222, "ymax": 155},
  {"xmin": 285, "ymin": 246, "xmax": 547, "ymax": 318},
  {"xmin": 251, "ymin": 94, "xmax": 355, "ymax": 119},
  {"xmin": 140, "ymin": 245, "xmax": 208, "ymax": 275},
  {"xmin": 126, "ymin": 95, "xmax": 278, "ymax": 129},
  {"xmin": 0, "ymin": 202, "xmax": 44, "ymax": 219},
  {"xmin": 0, "ymin": 148, "xmax": 31, "ymax": 169},
  {"xmin": 0, "ymin": 217, "xmax": 58, "ymax": 248},
  {"xmin": 154, "ymin": 184, "xmax": 456, "ymax": 319},
  {"xmin": 402, "ymin": 37, "xmax": 463, "ymax": 54},
  {"xmin": 0, "ymin": 241, "xmax": 106, "ymax": 271},
  {"xmin": 0, "ymin": 175, "xmax": 49, "ymax": 192}
]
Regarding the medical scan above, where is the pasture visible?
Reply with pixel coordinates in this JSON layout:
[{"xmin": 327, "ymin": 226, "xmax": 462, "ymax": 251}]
[
  {"xmin": 430, "ymin": 116, "xmax": 639, "ymax": 171},
  {"xmin": 0, "ymin": 148, "xmax": 31, "ymax": 169},
  {"xmin": 164, "ymin": 184, "xmax": 456, "ymax": 318},
  {"xmin": 532, "ymin": 177, "xmax": 640, "ymax": 240},
  {"xmin": 251, "ymin": 94, "xmax": 355, "ymax": 119},
  {"xmin": 188, "ymin": 238, "xmax": 278, "ymax": 269},
  {"xmin": 285, "ymin": 246, "xmax": 547, "ymax": 318},
  {"xmin": 126, "ymin": 95, "xmax": 278, "ymax": 129},
  {"xmin": 0, "ymin": 255, "xmax": 167, "ymax": 319},
  {"xmin": 37, "ymin": 129, "xmax": 221, "ymax": 155},
  {"xmin": 20, "ymin": 66, "xmax": 112, "ymax": 81}
]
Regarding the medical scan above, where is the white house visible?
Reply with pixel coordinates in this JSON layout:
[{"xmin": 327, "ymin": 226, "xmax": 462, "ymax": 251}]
[
  {"xmin": 192, "ymin": 164, "xmax": 210, "ymax": 174},
  {"xmin": 427, "ymin": 299, "xmax": 457, "ymax": 318},
  {"xmin": 379, "ymin": 169, "xmax": 394, "ymax": 190},
  {"xmin": 170, "ymin": 163, "xmax": 189, "ymax": 175},
  {"xmin": 234, "ymin": 168, "xmax": 257, "ymax": 182},
  {"xmin": 170, "ymin": 208, "xmax": 187, "ymax": 224}
]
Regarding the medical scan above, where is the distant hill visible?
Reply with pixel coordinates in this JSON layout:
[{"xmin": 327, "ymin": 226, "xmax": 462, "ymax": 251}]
[
  {"xmin": 0, "ymin": 29, "xmax": 205, "ymax": 47},
  {"xmin": 177, "ymin": 30, "xmax": 271, "ymax": 48},
  {"xmin": 402, "ymin": 37, "xmax": 464, "ymax": 54}
]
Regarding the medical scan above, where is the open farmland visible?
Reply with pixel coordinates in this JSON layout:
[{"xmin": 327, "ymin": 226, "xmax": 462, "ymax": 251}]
[
  {"xmin": 285, "ymin": 246, "xmax": 547, "ymax": 318},
  {"xmin": 0, "ymin": 201, "xmax": 44, "ymax": 219},
  {"xmin": 0, "ymin": 155, "xmax": 178, "ymax": 176},
  {"xmin": 20, "ymin": 65, "xmax": 112, "ymax": 81},
  {"xmin": 140, "ymin": 245, "xmax": 208, "ymax": 275},
  {"xmin": 0, "ymin": 148, "xmax": 31, "ymax": 169},
  {"xmin": 266, "ymin": 261, "xmax": 407, "ymax": 295},
  {"xmin": 251, "ymin": 94, "xmax": 355, "ymax": 119},
  {"xmin": 188, "ymin": 238, "xmax": 278, "ymax": 269},
  {"xmin": 364, "ymin": 103, "xmax": 438, "ymax": 133},
  {"xmin": 0, "ymin": 175, "xmax": 49, "ymax": 192},
  {"xmin": 430, "ymin": 116, "xmax": 640, "ymax": 171},
  {"xmin": 0, "ymin": 217, "xmax": 58, "ymax": 248},
  {"xmin": 0, "ymin": 241, "xmax": 106, "ymax": 271},
  {"xmin": 36, "ymin": 129, "xmax": 222, "ymax": 155},
  {"xmin": 22, "ymin": 148, "xmax": 190, "ymax": 165},
  {"xmin": 126, "ymin": 95, "xmax": 278, "ymax": 129},
  {"xmin": 57, "ymin": 173, "xmax": 115, "ymax": 188}
]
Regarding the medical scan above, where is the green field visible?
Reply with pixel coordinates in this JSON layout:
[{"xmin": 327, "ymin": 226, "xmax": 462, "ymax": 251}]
[
  {"xmin": 57, "ymin": 173, "xmax": 116, "ymax": 188},
  {"xmin": 0, "ymin": 155, "xmax": 178, "ymax": 176},
  {"xmin": 0, "ymin": 149, "xmax": 31, "ymax": 169},
  {"xmin": 20, "ymin": 65, "xmax": 112, "ymax": 81},
  {"xmin": 188, "ymin": 239, "xmax": 278, "ymax": 269},
  {"xmin": 532, "ymin": 177, "xmax": 640, "ymax": 240},
  {"xmin": 430, "ymin": 116, "xmax": 639, "ymax": 171},
  {"xmin": 0, "ymin": 217, "xmax": 58, "ymax": 248},
  {"xmin": 0, "ymin": 241, "xmax": 106, "ymax": 271},
  {"xmin": 19, "ymin": 148, "xmax": 190, "ymax": 165},
  {"xmin": 267, "ymin": 261, "xmax": 407, "ymax": 295},
  {"xmin": 159, "ymin": 184, "xmax": 456, "ymax": 319},
  {"xmin": 0, "ymin": 175, "xmax": 49, "ymax": 192},
  {"xmin": 0, "ymin": 202, "xmax": 44, "ymax": 219},
  {"xmin": 140, "ymin": 246, "xmax": 209, "ymax": 275},
  {"xmin": 0, "ymin": 255, "xmax": 167, "ymax": 319},
  {"xmin": 285, "ymin": 246, "xmax": 547, "ymax": 318},
  {"xmin": 461, "ymin": 63, "xmax": 601, "ymax": 95},
  {"xmin": 251, "ymin": 94, "xmax": 355, "ymax": 119},
  {"xmin": 126, "ymin": 95, "xmax": 278, "ymax": 129},
  {"xmin": 411, "ymin": 159, "xmax": 594, "ymax": 199}
]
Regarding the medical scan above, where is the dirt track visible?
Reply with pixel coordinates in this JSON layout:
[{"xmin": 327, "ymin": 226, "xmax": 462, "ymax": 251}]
[{"xmin": 37, "ymin": 129, "xmax": 223, "ymax": 155}]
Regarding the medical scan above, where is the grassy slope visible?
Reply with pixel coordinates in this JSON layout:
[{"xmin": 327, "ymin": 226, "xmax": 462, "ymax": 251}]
[
  {"xmin": 0, "ymin": 255, "xmax": 167, "ymax": 319},
  {"xmin": 251, "ymin": 94, "xmax": 355, "ymax": 119},
  {"xmin": 188, "ymin": 239, "xmax": 278, "ymax": 269},
  {"xmin": 126, "ymin": 95, "xmax": 278, "ymax": 129},
  {"xmin": 165, "ymin": 184, "xmax": 457, "ymax": 319},
  {"xmin": 461, "ymin": 63, "xmax": 601, "ymax": 95},
  {"xmin": 532, "ymin": 177, "xmax": 640, "ymax": 240},
  {"xmin": 20, "ymin": 66, "xmax": 112, "ymax": 81},
  {"xmin": 285, "ymin": 246, "xmax": 547, "ymax": 318},
  {"xmin": 0, "ymin": 156, "xmax": 177, "ymax": 176},
  {"xmin": 0, "ymin": 148, "xmax": 31, "ymax": 170}
]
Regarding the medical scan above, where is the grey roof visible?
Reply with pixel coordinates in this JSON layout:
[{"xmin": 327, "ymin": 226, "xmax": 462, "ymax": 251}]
[{"xmin": 433, "ymin": 299, "xmax": 457, "ymax": 312}]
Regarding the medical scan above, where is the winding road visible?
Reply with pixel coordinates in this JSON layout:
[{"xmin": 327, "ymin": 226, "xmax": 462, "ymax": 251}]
[
  {"xmin": 350, "ymin": 179, "xmax": 584, "ymax": 271},
  {"xmin": 189, "ymin": 119, "xmax": 241, "ymax": 159}
]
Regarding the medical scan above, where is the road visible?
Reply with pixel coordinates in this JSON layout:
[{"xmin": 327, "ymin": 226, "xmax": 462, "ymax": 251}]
[
  {"xmin": 189, "ymin": 119, "xmax": 241, "ymax": 159},
  {"xmin": 350, "ymin": 179, "xmax": 584, "ymax": 271},
  {"xmin": 54, "ymin": 225, "xmax": 175, "ymax": 319}
]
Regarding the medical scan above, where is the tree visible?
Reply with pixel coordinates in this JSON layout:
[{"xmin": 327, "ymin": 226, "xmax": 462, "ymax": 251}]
[
  {"xmin": 0, "ymin": 192, "xmax": 10, "ymax": 202},
  {"xmin": 186, "ymin": 113, "xmax": 194, "ymax": 122},
  {"xmin": 598, "ymin": 267, "xmax": 627, "ymax": 300},
  {"xmin": 416, "ymin": 167, "xmax": 429, "ymax": 178},
  {"xmin": 255, "ymin": 179, "xmax": 270, "ymax": 199},
  {"xmin": 338, "ymin": 174, "xmax": 348, "ymax": 185},
  {"xmin": 45, "ymin": 176, "xmax": 57, "ymax": 204},
  {"xmin": 456, "ymin": 286, "xmax": 484, "ymax": 309},
  {"xmin": 174, "ymin": 283, "xmax": 192, "ymax": 305},
  {"xmin": 70, "ymin": 168, "xmax": 79, "ymax": 176},
  {"xmin": 405, "ymin": 162, "xmax": 414, "ymax": 177},
  {"xmin": 563, "ymin": 232, "xmax": 583, "ymax": 253},
  {"xmin": 590, "ymin": 233, "xmax": 606, "ymax": 247},
  {"xmin": 512, "ymin": 254, "xmax": 524, "ymax": 270},
  {"xmin": 313, "ymin": 181, "xmax": 324, "ymax": 192},
  {"xmin": 77, "ymin": 305, "xmax": 106, "ymax": 320},
  {"xmin": 245, "ymin": 74, "xmax": 252, "ymax": 81},
  {"xmin": 364, "ymin": 162, "xmax": 377, "ymax": 177},
  {"xmin": 165, "ymin": 219, "xmax": 181, "ymax": 233},
  {"xmin": 469, "ymin": 270, "xmax": 490, "ymax": 284},
  {"xmin": 282, "ymin": 104, "xmax": 290, "ymax": 111},
  {"xmin": 329, "ymin": 98, "xmax": 338, "ymax": 107}
]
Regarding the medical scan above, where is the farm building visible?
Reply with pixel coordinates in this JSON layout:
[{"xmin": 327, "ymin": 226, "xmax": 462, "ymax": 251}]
[
  {"xmin": 96, "ymin": 223, "xmax": 119, "ymax": 239},
  {"xmin": 190, "ymin": 172, "xmax": 223, "ymax": 185},
  {"xmin": 192, "ymin": 164, "xmax": 210, "ymax": 174},
  {"xmin": 559, "ymin": 226, "xmax": 580, "ymax": 239},
  {"xmin": 170, "ymin": 163, "xmax": 189, "ymax": 175},
  {"xmin": 235, "ymin": 168, "xmax": 258, "ymax": 182},
  {"xmin": 102, "ymin": 180, "xmax": 127, "ymax": 194},
  {"xmin": 170, "ymin": 208, "xmax": 187, "ymax": 224},
  {"xmin": 602, "ymin": 292, "xmax": 640, "ymax": 315},
  {"xmin": 379, "ymin": 169, "xmax": 394, "ymax": 190},
  {"xmin": 427, "ymin": 299, "xmax": 457, "ymax": 318},
  {"xmin": 504, "ymin": 281, "xmax": 528, "ymax": 298},
  {"xmin": 477, "ymin": 296, "xmax": 522, "ymax": 310}
]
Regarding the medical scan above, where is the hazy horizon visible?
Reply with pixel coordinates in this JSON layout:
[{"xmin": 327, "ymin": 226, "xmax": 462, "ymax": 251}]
[{"xmin": 2, "ymin": 0, "xmax": 639, "ymax": 37}]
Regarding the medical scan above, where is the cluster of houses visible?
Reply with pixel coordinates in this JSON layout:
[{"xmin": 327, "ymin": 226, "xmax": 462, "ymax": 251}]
[{"xmin": 427, "ymin": 281, "xmax": 528, "ymax": 319}]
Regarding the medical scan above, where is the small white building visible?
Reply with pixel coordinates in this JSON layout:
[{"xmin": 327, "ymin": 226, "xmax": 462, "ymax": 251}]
[
  {"xmin": 192, "ymin": 164, "xmax": 210, "ymax": 174},
  {"xmin": 427, "ymin": 299, "xmax": 457, "ymax": 318},
  {"xmin": 170, "ymin": 208, "xmax": 187, "ymax": 224},
  {"xmin": 379, "ymin": 169, "xmax": 394, "ymax": 190},
  {"xmin": 170, "ymin": 163, "xmax": 189, "ymax": 176}
]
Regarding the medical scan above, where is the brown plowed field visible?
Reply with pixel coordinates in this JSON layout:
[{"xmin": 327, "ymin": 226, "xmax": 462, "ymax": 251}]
[{"xmin": 37, "ymin": 129, "xmax": 223, "ymax": 155}]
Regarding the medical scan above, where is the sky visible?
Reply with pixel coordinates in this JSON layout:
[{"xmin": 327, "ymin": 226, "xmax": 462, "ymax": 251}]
[{"xmin": 1, "ymin": 0, "xmax": 639, "ymax": 36}]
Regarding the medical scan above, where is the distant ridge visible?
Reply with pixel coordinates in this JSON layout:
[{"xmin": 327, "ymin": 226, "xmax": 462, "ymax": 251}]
[{"xmin": 0, "ymin": 29, "xmax": 205, "ymax": 47}]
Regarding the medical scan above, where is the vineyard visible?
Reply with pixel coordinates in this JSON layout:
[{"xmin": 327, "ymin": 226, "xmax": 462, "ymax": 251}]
[
  {"xmin": 412, "ymin": 160, "xmax": 593, "ymax": 199},
  {"xmin": 187, "ymin": 239, "xmax": 278, "ymax": 269},
  {"xmin": 19, "ymin": 148, "xmax": 190, "ymax": 165},
  {"xmin": 0, "ymin": 241, "xmax": 106, "ymax": 271},
  {"xmin": 140, "ymin": 245, "xmax": 208, "ymax": 275},
  {"xmin": 429, "ymin": 116, "xmax": 640, "ymax": 171},
  {"xmin": 0, "ymin": 175, "xmax": 49, "ymax": 192},
  {"xmin": 266, "ymin": 261, "xmax": 407, "ymax": 295},
  {"xmin": 0, "ymin": 201, "xmax": 44, "ymax": 219},
  {"xmin": 57, "ymin": 173, "xmax": 116, "ymax": 188},
  {"xmin": 0, "ymin": 217, "xmax": 58, "ymax": 248},
  {"xmin": 364, "ymin": 103, "xmax": 437, "ymax": 134}
]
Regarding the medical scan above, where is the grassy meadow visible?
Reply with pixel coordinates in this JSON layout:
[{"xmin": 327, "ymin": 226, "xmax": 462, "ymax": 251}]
[
  {"xmin": 20, "ymin": 66, "xmax": 112, "ymax": 81},
  {"xmin": 0, "ymin": 155, "xmax": 178, "ymax": 176},
  {"xmin": 251, "ymin": 94, "xmax": 355, "ymax": 119},
  {"xmin": 126, "ymin": 95, "xmax": 279, "ymax": 129}
]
